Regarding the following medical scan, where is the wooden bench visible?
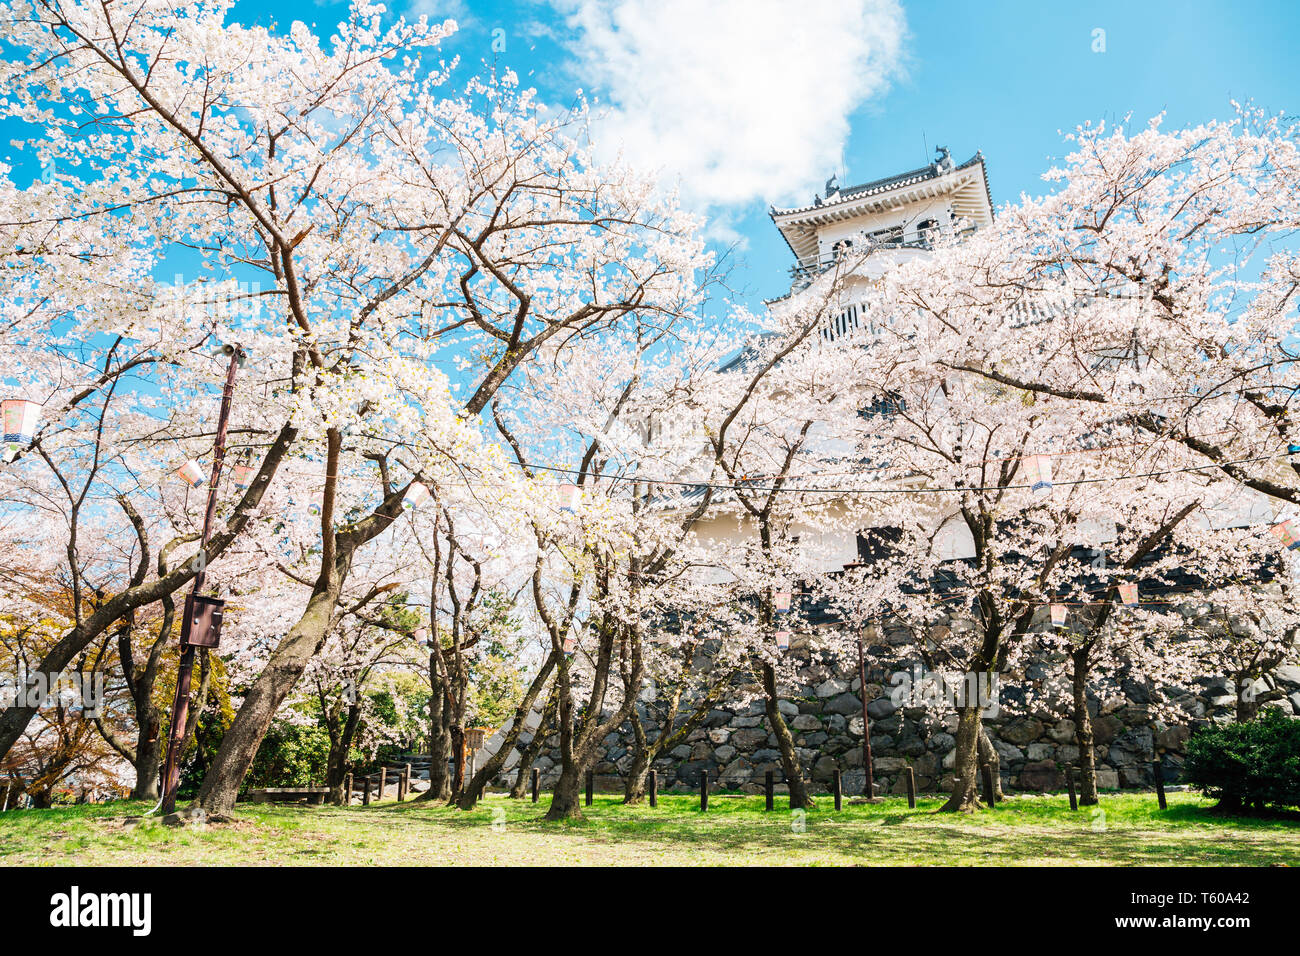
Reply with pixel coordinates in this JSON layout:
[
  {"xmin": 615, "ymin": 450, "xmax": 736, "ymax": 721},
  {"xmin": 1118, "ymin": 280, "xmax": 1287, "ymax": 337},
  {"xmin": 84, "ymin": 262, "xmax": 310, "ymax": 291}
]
[{"xmin": 247, "ymin": 787, "xmax": 330, "ymax": 805}]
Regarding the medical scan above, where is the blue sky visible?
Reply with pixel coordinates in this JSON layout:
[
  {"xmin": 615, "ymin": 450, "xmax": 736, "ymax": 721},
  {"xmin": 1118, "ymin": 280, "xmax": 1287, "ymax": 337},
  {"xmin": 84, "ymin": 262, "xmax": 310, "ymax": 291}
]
[
  {"xmin": 224, "ymin": 0, "xmax": 1299, "ymax": 306},
  {"xmin": 14, "ymin": 0, "xmax": 1298, "ymax": 308}
]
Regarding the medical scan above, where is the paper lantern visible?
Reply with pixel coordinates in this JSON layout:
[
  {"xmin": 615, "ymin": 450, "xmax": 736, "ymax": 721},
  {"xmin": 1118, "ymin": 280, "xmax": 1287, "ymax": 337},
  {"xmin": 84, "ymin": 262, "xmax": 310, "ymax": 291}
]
[
  {"xmin": 1270, "ymin": 520, "xmax": 1300, "ymax": 551},
  {"xmin": 414, "ymin": 627, "xmax": 429, "ymax": 645},
  {"xmin": 175, "ymin": 459, "xmax": 206, "ymax": 488},
  {"xmin": 1024, "ymin": 454, "xmax": 1053, "ymax": 496},
  {"xmin": 775, "ymin": 630, "xmax": 791, "ymax": 651},
  {"xmin": 232, "ymin": 459, "xmax": 254, "ymax": 491},
  {"xmin": 1, "ymin": 399, "xmax": 40, "ymax": 447},
  {"xmin": 558, "ymin": 482, "xmax": 580, "ymax": 512},
  {"xmin": 1117, "ymin": 583, "xmax": 1139, "ymax": 607},
  {"xmin": 402, "ymin": 482, "xmax": 431, "ymax": 511},
  {"xmin": 308, "ymin": 491, "xmax": 324, "ymax": 516},
  {"xmin": 1050, "ymin": 604, "xmax": 1067, "ymax": 627},
  {"xmin": 563, "ymin": 636, "xmax": 575, "ymax": 657},
  {"xmin": 774, "ymin": 591, "xmax": 791, "ymax": 614}
]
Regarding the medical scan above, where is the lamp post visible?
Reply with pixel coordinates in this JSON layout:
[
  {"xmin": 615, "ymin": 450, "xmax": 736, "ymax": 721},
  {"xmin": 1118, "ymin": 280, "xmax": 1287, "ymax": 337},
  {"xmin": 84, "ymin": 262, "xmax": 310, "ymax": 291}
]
[{"xmin": 160, "ymin": 345, "xmax": 242, "ymax": 814}]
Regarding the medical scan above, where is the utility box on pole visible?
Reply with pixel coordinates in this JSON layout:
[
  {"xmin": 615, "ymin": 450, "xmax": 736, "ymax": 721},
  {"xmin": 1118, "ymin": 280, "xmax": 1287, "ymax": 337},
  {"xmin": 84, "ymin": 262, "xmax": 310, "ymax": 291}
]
[{"xmin": 183, "ymin": 594, "xmax": 226, "ymax": 648}]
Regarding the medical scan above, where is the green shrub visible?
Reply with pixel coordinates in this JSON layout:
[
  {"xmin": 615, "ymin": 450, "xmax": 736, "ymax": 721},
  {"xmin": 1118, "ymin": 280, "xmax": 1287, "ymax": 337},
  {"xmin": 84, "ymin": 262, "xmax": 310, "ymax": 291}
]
[
  {"xmin": 1182, "ymin": 709, "xmax": 1300, "ymax": 811},
  {"xmin": 245, "ymin": 722, "xmax": 331, "ymax": 790}
]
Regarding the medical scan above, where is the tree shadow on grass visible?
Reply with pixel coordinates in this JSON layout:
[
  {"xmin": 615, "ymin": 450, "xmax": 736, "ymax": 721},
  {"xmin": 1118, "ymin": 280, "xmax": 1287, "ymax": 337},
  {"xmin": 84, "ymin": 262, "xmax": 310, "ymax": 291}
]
[{"xmin": 353, "ymin": 794, "xmax": 1300, "ymax": 866}]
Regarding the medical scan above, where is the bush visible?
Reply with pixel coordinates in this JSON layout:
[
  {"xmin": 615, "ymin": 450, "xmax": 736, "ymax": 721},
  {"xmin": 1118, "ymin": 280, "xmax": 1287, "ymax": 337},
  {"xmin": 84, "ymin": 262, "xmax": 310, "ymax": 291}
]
[
  {"xmin": 245, "ymin": 722, "xmax": 331, "ymax": 790},
  {"xmin": 1183, "ymin": 709, "xmax": 1300, "ymax": 811}
]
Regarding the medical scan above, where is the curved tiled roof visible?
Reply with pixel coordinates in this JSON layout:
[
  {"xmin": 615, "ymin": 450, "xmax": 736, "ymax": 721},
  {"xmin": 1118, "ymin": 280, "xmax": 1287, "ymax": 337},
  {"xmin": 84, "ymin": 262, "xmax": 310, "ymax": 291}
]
[{"xmin": 771, "ymin": 151, "xmax": 989, "ymax": 219}]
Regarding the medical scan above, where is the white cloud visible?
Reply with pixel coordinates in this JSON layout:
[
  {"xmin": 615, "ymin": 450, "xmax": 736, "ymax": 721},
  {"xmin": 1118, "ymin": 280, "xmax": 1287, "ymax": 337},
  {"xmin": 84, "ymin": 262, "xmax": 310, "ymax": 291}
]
[{"xmin": 549, "ymin": 0, "xmax": 907, "ymax": 212}]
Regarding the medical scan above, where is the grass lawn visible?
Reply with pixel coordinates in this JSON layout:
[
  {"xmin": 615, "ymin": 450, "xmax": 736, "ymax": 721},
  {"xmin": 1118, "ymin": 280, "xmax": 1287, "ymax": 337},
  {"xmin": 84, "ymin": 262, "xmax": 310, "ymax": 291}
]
[{"xmin": 1, "ymin": 790, "xmax": 1297, "ymax": 866}]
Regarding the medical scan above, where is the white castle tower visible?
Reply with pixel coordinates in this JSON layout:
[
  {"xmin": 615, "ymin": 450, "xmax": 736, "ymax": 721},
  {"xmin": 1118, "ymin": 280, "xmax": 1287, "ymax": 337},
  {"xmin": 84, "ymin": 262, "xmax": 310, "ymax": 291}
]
[
  {"xmin": 771, "ymin": 146, "xmax": 993, "ymax": 283},
  {"xmin": 768, "ymin": 148, "xmax": 993, "ymax": 340}
]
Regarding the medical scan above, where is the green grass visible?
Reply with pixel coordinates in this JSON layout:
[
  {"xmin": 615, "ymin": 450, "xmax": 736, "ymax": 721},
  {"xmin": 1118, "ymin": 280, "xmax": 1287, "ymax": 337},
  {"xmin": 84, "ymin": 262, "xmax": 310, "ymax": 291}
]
[{"xmin": 1, "ymin": 790, "xmax": 1297, "ymax": 866}]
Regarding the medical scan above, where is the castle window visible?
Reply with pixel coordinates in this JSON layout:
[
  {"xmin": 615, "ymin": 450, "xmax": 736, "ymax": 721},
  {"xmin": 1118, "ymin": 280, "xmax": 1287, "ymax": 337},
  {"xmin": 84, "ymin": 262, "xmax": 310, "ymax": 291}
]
[{"xmin": 856, "ymin": 527, "xmax": 904, "ymax": 565}]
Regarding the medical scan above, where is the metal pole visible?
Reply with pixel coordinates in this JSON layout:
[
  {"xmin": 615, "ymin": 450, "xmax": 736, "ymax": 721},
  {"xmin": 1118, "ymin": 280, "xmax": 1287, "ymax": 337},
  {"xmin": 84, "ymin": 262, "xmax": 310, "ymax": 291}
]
[{"xmin": 160, "ymin": 347, "xmax": 241, "ymax": 815}]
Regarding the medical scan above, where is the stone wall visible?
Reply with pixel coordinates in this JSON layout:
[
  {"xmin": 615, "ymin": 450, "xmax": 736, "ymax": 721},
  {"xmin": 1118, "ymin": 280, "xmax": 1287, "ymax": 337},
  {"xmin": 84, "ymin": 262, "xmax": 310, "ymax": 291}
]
[{"xmin": 502, "ymin": 645, "xmax": 1300, "ymax": 796}]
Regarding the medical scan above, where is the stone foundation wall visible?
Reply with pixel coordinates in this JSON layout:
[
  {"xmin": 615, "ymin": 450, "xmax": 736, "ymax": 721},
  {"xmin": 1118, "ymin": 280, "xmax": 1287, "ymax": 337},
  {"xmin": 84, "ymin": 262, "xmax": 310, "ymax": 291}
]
[{"xmin": 503, "ymin": 649, "xmax": 1300, "ymax": 796}]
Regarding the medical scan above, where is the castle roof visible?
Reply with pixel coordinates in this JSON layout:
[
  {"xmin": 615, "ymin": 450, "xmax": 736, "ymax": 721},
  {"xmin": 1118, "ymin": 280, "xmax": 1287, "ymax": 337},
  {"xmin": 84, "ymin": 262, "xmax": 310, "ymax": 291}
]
[{"xmin": 769, "ymin": 151, "xmax": 994, "ymax": 263}]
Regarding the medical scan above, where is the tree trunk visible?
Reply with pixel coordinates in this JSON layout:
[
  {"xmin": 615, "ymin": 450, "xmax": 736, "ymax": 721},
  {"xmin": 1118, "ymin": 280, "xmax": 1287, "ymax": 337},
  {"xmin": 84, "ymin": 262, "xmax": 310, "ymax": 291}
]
[
  {"xmin": 131, "ymin": 718, "xmax": 162, "ymax": 802},
  {"xmin": 458, "ymin": 657, "xmax": 558, "ymax": 810},
  {"xmin": 622, "ymin": 743, "xmax": 652, "ymax": 805},
  {"xmin": 621, "ymin": 706, "xmax": 653, "ymax": 804},
  {"xmin": 547, "ymin": 762, "xmax": 584, "ymax": 820},
  {"xmin": 194, "ymin": 585, "xmax": 340, "ymax": 814},
  {"xmin": 1071, "ymin": 650, "xmax": 1099, "ymax": 806},
  {"xmin": 508, "ymin": 693, "xmax": 556, "ymax": 799},
  {"xmin": 449, "ymin": 725, "xmax": 465, "ymax": 800},
  {"xmin": 939, "ymin": 705, "xmax": 984, "ymax": 812},
  {"xmin": 326, "ymin": 703, "xmax": 361, "ymax": 805},
  {"xmin": 419, "ymin": 688, "xmax": 452, "ymax": 802},
  {"xmin": 761, "ymin": 662, "xmax": 814, "ymax": 809},
  {"xmin": 977, "ymin": 726, "xmax": 1002, "ymax": 801},
  {"xmin": 509, "ymin": 736, "xmax": 544, "ymax": 799}
]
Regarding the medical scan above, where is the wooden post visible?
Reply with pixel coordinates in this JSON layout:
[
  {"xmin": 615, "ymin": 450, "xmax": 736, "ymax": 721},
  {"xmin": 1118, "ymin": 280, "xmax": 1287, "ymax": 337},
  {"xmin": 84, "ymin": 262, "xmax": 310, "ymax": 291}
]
[
  {"xmin": 648, "ymin": 769, "xmax": 657, "ymax": 808},
  {"xmin": 378, "ymin": 767, "xmax": 387, "ymax": 802},
  {"xmin": 585, "ymin": 770, "xmax": 593, "ymax": 806},
  {"xmin": 1066, "ymin": 765, "xmax": 1078, "ymax": 811},
  {"xmin": 700, "ymin": 770, "xmax": 709, "ymax": 811},
  {"xmin": 363, "ymin": 775, "xmax": 371, "ymax": 806},
  {"xmin": 530, "ymin": 767, "xmax": 540, "ymax": 804},
  {"xmin": 1153, "ymin": 756, "xmax": 1167, "ymax": 810},
  {"xmin": 905, "ymin": 766, "xmax": 917, "ymax": 809},
  {"xmin": 765, "ymin": 770, "xmax": 774, "ymax": 811},
  {"xmin": 981, "ymin": 763, "xmax": 996, "ymax": 808},
  {"xmin": 833, "ymin": 769, "xmax": 842, "ymax": 811},
  {"xmin": 399, "ymin": 763, "xmax": 411, "ymax": 801},
  {"xmin": 344, "ymin": 772, "xmax": 353, "ymax": 807}
]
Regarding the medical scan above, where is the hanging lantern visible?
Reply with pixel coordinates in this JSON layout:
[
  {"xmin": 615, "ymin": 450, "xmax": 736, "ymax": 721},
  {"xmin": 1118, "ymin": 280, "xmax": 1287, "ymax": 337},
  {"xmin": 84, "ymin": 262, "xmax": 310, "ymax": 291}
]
[
  {"xmin": 414, "ymin": 626, "xmax": 429, "ymax": 645},
  {"xmin": 563, "ymin": 635, "xmax": 575, "ymax": 657},
  {"xmin": 1, "ymin": 399, "xmax": 41, "ymax": 456},
  {"xmin": 231, "ymin": 455, "xmax": 254, "ymax": 491},
  {"xmin": 402, "ymin": 482, "xmax": 432, "ymax": 511},
  {"xmin": 175, "ymin": 459, "xmax": 206, "ymax": 488},
  {"xmin": 1270, "ymin": 520, "xmax": 1300, "ymax": 551},
  {"xmin": 1024, "ymin": 454, "xmax": 1053, "ymax": 497},
  {"xmin": 775, "ymin": 630, "xmax": 791, "ymax": 651},
  {"xmin": 1050, "ymin": 604, "xmax": 1067, "ymax": 627},
  {"xmin": 1117, "ymin": 583, "xmax": 1139, "ymax": 607},
  {"xmin": 308, "ymin": 491, "xmax": 324, "ymax": 516},
  {"xmin": 774, "ymin": 591, "xmax": 792, "ymax": 614},
  {"xmin": 559, "ymin": 482, "xmax": 580, "ymax": 512}
]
